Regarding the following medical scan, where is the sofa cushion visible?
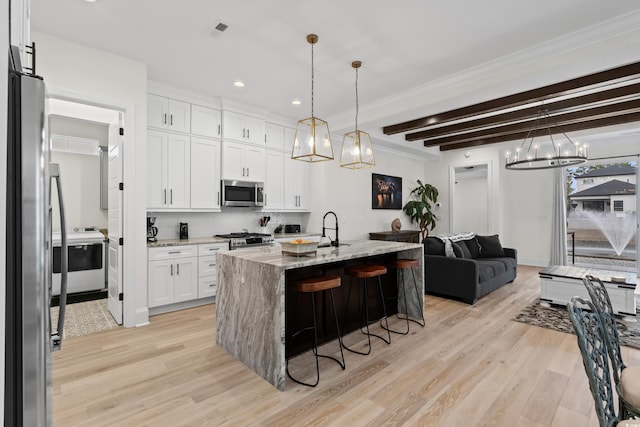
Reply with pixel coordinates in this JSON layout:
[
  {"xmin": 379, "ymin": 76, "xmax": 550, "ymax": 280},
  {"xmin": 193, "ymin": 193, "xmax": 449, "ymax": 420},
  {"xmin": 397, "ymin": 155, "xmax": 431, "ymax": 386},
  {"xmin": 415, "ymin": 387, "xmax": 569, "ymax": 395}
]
[
  {"xmin": 456, "ymin": 240, "xmax": 472, "ymax": 258},
  {"xmin": 477, "ymin": 234, "xmax": 505, "ymax": 257},
  {"xmin": 485, "ymin": 256, "xmax": 516, "ymax": 272},
  {"xmin": 464, "ymin": 238, "xmax": 481, "ymax": 258},
  {"xmin": 451, "ymin": 242, "xmax": 465, "ymax": 258},
  {"xmin": 423, "ymin": 237, "xmax": 445, "ymax": 256}
]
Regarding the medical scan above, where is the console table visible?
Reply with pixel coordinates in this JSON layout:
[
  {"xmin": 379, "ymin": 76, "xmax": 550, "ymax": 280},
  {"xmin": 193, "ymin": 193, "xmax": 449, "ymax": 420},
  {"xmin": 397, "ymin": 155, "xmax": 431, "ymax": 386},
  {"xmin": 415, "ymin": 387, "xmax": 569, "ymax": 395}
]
[
  {"xmin": 369, "ymin": 230, "xmax": 421, "ymax": 243},
  {"xmin": 539, "ymin": 265, "xmax": 637, "ymax": 316}
]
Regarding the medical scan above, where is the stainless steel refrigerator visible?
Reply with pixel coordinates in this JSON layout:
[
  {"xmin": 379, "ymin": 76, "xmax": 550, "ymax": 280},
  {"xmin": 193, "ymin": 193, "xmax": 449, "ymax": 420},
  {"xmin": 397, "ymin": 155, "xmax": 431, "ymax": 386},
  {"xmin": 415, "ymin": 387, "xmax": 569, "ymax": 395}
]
[{"xmin": 5, "ymin": 45, "xmax": 68, "ymax": 427}]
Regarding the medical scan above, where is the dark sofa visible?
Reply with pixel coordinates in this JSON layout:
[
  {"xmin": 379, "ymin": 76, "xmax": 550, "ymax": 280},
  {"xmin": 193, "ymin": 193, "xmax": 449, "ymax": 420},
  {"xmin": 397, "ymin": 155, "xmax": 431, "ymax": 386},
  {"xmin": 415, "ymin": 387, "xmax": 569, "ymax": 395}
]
[{"xmin": 423, "ymin": 235, "xmax": 517, "ymax": 304}]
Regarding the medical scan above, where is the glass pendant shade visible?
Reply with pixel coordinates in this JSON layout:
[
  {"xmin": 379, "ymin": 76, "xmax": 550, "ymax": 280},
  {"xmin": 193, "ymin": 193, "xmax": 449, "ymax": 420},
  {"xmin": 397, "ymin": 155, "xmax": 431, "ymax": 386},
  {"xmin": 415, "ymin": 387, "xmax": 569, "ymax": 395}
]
[
  {"xmin": 340, "ymin": 130, "xmax": 375, "ymax": 169},
  {"xmin": 292, "ymin": 116, "xmax": 334, "ymax": 162}
]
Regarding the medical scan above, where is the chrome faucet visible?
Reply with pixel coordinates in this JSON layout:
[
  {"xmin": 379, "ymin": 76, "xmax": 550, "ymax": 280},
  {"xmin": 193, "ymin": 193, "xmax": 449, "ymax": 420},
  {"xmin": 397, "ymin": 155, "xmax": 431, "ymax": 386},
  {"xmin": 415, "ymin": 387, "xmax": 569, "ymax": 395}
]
[{"xmin": 322, "ymin": 211, "xmax": 339, "ymax": 247}]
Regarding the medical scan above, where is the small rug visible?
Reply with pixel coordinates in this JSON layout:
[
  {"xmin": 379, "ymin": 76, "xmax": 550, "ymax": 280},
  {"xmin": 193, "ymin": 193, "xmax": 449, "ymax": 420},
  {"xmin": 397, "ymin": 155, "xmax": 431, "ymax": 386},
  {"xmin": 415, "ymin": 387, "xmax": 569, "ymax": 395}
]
[
  {"xmin": 51, "ymin": 299, "xmax": 119, "ymax": 339},
  {"xmin": 513, "ymin": 298, "xmax": 640, "ymax": 350}
]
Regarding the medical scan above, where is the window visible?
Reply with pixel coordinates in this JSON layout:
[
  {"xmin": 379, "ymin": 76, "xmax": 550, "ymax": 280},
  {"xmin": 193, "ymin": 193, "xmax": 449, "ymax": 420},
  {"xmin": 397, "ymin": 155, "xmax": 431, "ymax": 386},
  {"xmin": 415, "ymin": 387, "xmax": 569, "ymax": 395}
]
[
  {"xmin": 583, "ymin": 178, "xmax": 594, "ymax": 184},
  {"xmin": 614, "ymin": 200, "xmax": 624, "ymax": 212}
]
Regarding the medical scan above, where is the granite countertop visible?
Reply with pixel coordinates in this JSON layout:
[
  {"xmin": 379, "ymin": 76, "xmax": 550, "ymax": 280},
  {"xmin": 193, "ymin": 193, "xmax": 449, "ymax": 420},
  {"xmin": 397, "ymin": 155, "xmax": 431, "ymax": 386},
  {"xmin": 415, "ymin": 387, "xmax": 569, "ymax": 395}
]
[
  {"xmin": 147, "ymin": 236, "xmax": 229, "ymax": 248},
  {"xmin": 218, "ymin": 240, "xmax": 423, "ymax": 270}
]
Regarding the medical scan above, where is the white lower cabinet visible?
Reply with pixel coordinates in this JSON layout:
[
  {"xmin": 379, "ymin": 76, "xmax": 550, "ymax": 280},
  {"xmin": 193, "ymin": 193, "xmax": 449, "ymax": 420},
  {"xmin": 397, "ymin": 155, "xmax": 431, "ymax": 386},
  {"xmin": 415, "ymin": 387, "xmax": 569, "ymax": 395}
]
[
  {"xmin": 148, "ymin": 243, "xmax": 227, "ymax": 310},
  {"xmin": 148, "ymin": 245, "xmax": 198, "ymax": 308},
  {"xmin": 198, "ymin": 243, "xmax": 227, "ymax": 298}
]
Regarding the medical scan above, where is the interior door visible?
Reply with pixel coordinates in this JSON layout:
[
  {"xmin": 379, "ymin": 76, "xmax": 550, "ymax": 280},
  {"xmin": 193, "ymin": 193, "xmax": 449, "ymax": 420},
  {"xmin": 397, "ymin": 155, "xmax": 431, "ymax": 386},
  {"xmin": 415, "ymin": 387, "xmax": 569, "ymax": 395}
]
[{"xmin": 107, "ymin": 118, "xmax": 124, "ymax": 324}]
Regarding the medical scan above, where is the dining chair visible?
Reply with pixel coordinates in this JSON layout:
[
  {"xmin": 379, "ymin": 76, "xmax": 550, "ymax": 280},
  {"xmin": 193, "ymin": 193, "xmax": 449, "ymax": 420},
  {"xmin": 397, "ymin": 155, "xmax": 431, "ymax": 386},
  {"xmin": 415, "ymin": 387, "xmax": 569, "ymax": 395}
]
[
  {"xmin": 583, "ymin": 275, "xmax": 640, "ymax": 420},
  {"xmin": 567, "ymin": 298, "xmax": 637, "ymax": 427}
]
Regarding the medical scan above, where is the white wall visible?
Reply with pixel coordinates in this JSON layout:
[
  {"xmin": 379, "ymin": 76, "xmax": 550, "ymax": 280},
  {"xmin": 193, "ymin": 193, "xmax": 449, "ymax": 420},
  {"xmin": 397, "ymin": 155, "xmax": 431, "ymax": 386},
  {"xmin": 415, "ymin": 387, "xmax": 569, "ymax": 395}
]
[
  {"xmin": 307, "ymin": 146, "xmax": 428, "ymax": 239},
  {"xmin": 32, "ymin": 31, "xmax": 148, "ymax": 327},
  {"xmin": 454, "ymin": 174, "xmax": 488, "ymax": 234},
  {"xmin": 1, "ymin": 0, "xmax": 9, "ymax": 418}
]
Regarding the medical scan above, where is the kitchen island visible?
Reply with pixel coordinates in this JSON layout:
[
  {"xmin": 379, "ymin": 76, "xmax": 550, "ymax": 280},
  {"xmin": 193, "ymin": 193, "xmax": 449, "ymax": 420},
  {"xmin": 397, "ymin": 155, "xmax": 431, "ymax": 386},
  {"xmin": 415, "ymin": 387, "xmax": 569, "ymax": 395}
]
[{"xmin": 216, "ymin": 240, "xmax": 424, "ymax": 390}]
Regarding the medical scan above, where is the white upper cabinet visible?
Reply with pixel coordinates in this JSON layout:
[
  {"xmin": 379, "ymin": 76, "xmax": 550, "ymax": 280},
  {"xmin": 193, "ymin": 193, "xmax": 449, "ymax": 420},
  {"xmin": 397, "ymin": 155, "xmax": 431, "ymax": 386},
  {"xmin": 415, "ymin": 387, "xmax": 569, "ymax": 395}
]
[
  {"xmin": 147, "ymin": 94, "xmax": 191, "ymax": 133},
  {"xmin": 265, "ymin": 123, "xmax": 285, "ymax": 151},
  {"xmin": 190, "ymin": 137, "xmax": 221, "ymax": 209},
  {"xmin": 191, "ymin": 104, "xmax": 222, "ymax": 139},
  {"xmin": 146, "ymin": 129, "xmax": 190, "ymax": 209},
  {"xmin": 222, "ymin": 141, "xmax": 265, "ymax": 181},
  {"xmin": 223, "ymin": 110, "xmax": 265, "ymax": 145},
  {"xmin": 264, "ymin": 150, "xmax": 284, "ymax": 210}
]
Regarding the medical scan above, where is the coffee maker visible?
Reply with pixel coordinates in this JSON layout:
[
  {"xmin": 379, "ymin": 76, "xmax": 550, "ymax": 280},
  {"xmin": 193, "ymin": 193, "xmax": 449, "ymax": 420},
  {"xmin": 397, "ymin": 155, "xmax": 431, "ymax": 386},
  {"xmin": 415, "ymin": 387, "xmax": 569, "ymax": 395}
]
[{"xmin": 147, "ymin": 216, "xmax": 158, "ymax": 242}]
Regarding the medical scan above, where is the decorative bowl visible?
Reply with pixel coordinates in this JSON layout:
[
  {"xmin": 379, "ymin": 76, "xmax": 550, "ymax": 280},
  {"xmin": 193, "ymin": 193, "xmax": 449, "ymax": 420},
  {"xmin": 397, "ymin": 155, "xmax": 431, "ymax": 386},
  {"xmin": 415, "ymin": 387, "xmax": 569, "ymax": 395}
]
[{"xmin": 280, "ymin": 239, "xmax": 318, "ymax": 256}]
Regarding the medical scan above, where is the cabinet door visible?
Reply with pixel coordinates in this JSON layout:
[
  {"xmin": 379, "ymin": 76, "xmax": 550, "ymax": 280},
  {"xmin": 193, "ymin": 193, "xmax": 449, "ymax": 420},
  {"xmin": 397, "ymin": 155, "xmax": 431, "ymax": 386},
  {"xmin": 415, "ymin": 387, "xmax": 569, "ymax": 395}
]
[
  {"xmin": 166, "ymin": 134, "xmax": 191, "ymax": 208},
  {"xmin": 284, "ymin": 156, "xmax": 309, "ymax": 209},
  {"xmin": 265, "ymin": 123, "xmax": 285, "ymax": 151},
  {"xmin": 222, "ymin": 110, "xmax": 246, "ymax": 142},
  {"xmin": 191, "ymin": 105, "xmax": 221, "ymax": 138},
  {"xmin": 148, "ymin": 260, "xmax": 174, "ymax": 307},
  {"xmin": 222, "ymin": 140, "xmax": 246, "ymax": 180},
  {"xmin": 174, "ymin": 258, "xmax": 198, "ymax": 302},
  {"xmin": 296, "ymin": 160, "xmax": 310, "ymax": 210},
  {"xmin": 264, "ymin": 150, "xmax": 284, "ymax": 210},
  {"xmin": 283, "ymin": 126, "xmax": 297, "ymax": 155},
  {"xmin": 244, "ymin": 115, "xmax": 265, "ymax": 145},
  {"xmin": 147, "ymin": 130, "xmax": 168, "ymax": 208},
  {"xmin": 147, "ymin": 94, "xmax": 169, "ymax": 129},
  {"xmin": 167, "ymin": 99, "xmax": 191, "ymax": 133},
  {"xmin": 244, "ymin": 145, "xmax": 265, "ymax": 181},
  {"xmin": 191, "ymin": 137, "xmax": 221, "ymax": 209}
]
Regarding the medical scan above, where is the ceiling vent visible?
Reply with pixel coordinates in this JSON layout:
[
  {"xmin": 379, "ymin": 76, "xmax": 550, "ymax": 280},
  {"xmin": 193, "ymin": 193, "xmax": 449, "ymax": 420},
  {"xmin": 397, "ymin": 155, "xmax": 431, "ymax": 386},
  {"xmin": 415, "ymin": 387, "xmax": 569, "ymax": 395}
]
[{"xmin": 214, "ymin": 22, "xmax": 228, "ymax": 32}]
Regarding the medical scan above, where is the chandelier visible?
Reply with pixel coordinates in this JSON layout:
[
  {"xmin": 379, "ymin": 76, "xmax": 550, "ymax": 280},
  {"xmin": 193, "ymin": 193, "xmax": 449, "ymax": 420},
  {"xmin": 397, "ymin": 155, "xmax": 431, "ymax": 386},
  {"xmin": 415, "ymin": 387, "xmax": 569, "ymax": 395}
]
[
  {"xmin": 340, "ymin": 60, "xmax": 375, "ymax": 169},
  {"xmin": 505, "ymin": 108, "xmax": 587, "ymax": 170},
  {"xmin": 291, "ymin": 34, "xmax": 334, "ymax": 163}
]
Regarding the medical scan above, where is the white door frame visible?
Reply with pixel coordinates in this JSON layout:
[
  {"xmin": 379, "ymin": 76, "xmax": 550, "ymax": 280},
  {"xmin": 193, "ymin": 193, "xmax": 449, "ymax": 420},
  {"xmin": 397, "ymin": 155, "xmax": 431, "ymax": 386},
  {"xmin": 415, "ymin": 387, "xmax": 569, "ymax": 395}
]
[
  {"xmin": 449, "ymin": 160, "xmax": 494, "ymax": 233},
  {"xmin": 46, "ymin": 89, "xmax": 138, "ymax": 327}
]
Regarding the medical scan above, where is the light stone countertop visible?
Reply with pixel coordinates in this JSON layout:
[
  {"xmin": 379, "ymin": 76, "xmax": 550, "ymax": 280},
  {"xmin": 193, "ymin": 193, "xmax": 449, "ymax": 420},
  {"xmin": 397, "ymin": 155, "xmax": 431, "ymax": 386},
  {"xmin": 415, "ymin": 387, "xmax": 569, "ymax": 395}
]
[
  {"xmin": 217, "ymin": 239, "xmax": 423, "ymax": 270},
  {"xmin": 147, "ymin": 236, "xmax": 229, "ymax": 248}
]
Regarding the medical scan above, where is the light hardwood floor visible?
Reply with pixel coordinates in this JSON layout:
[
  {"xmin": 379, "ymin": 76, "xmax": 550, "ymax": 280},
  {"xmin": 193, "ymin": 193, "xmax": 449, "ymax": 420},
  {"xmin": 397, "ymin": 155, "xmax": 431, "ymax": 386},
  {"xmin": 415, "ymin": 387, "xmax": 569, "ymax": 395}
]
[{"xmin": 53, "ymin": 265, "xmax": 640, "ymax": 426}]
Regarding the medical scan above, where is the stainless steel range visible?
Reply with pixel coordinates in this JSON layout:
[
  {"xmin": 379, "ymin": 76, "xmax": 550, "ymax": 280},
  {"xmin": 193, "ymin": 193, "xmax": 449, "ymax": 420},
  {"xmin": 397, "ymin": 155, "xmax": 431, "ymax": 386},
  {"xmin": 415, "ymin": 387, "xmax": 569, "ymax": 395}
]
[{"xmin": 215, "ymin": 232, "xmax": 274, "ymax": 250}]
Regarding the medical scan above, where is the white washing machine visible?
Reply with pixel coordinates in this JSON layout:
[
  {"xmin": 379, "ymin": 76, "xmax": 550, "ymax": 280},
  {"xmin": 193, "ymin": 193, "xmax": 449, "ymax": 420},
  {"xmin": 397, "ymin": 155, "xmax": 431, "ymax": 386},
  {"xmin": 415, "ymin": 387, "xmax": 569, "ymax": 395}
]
[{"xmin": 52, "ymin": 229, "xmax": 106, "ymax": 295}]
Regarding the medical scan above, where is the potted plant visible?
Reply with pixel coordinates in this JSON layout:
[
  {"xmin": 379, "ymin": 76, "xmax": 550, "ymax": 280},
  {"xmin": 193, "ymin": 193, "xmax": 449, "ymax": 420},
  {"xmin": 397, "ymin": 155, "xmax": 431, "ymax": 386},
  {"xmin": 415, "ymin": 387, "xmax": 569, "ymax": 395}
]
[{"xmin": 403, "ymin": 180, "xmax": 439, "ymax": 239}]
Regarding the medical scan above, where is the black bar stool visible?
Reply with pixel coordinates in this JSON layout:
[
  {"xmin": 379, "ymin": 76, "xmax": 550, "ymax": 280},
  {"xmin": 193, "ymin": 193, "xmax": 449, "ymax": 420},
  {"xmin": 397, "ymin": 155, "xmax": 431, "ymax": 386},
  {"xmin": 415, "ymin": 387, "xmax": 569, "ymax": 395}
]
[
  {"xmin": 286, "ymin": 275, "xmax": 346, "ymax": 387},
  {"xmin": 342, "ymin": 264, "xmax": 391, "ymax": 355},
  {"xmin": 382, "ymin": 258, "xmax": 425, "ymax": 335}
]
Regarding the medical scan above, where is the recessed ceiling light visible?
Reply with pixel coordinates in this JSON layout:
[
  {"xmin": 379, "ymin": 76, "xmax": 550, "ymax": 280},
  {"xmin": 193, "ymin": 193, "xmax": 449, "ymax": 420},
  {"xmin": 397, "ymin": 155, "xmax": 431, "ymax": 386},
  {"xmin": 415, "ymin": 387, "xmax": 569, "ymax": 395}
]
[
  {"xmin": 291, "ymin": 99, "xmax": 301, "ymax": 106},
  {"xmin": 83, "ymin": 0, "xmax": 97, "ymax": 3},
  {"xmin": 233, "ymin": 80, "xmax": 245, "ymax": 88}
]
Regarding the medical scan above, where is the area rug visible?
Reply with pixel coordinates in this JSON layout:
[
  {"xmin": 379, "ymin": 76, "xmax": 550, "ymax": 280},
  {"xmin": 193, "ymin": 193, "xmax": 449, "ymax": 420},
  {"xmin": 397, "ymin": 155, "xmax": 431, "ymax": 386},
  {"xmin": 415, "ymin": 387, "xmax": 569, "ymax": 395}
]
[
  {"xmin": 51, "ymin": 299, "xmax": 119, "ymax": 339},
  {"xmin": 513, "ymin": 297, "xmax": 640, "ymax": 350}
]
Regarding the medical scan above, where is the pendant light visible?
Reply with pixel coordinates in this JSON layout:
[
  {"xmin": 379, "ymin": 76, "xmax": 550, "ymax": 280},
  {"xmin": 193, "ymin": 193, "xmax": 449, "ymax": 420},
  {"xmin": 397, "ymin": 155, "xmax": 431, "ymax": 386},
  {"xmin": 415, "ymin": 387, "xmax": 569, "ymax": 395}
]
[
  {"xmin": 292, "ymin": 34, "xmax": 334, "ymax": 162},
  {"xmin": 505, "ymin": 108, "xmax": 587, "ymax": 170},
  {"xmin": 340, "ymin": 60, "xmax": 375, "ymax": 169}
]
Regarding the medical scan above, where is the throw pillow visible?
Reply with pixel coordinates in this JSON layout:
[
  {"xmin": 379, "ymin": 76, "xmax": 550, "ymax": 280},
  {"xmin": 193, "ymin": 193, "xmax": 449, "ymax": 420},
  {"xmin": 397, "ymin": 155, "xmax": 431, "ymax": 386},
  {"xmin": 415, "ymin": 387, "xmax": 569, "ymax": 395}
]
[
  {"xmin": 451, "ymin": 242, "xmax": 464, "ymax": 258},
  {"xmin": 456, "ymin": 240, "xmax": 472, "ymax": 258},
  {"xmin": 423, "ymin": 237, "xmax": 445, "ymax": 256},
  {"xmin": 477, "ymin": 234, "xmax": 505, "ymax": 257},
  {"xmin": 464, "ymin": 238, "xmax": 481, "ymax": 258}
]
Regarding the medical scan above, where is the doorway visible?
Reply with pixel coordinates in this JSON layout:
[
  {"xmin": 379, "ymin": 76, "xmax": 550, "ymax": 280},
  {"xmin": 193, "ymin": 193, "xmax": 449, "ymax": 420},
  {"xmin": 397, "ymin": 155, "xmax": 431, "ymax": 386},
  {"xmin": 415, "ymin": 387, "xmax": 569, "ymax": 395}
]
[
  {"xmin": 47, "ymin": 98, "xmax": 124, "ymax": 334},
  {"xmin": 450, "ymin": 162, "xmax": 491, "ymax": 234}
]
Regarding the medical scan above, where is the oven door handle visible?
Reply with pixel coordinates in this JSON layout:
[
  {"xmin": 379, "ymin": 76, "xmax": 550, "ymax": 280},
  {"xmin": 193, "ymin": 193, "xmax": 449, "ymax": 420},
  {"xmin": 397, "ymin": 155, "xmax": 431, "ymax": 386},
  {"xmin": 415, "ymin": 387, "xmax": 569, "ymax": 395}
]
[{"xmin": 50, "ymin": 163, "xmax": 67, "ymax": 352}]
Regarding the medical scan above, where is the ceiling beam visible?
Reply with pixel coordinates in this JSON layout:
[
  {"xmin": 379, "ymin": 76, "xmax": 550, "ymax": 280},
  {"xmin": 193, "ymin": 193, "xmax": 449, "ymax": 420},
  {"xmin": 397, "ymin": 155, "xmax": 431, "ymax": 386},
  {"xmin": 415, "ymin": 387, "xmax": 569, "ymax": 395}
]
[
  {"xmin": 405, "ymin": 82, "xmax": 640, "ymax": 141},
  {"xmin": 422, "ymin": 99, "xmax": 640, "ymax": 147},
  {"xmin": 437, "ymin": 111, "xmax": 640, "ymax": 151},
  {"xmin": 382, "ymin": 61, "xmax": 640, "ymax": 135}
]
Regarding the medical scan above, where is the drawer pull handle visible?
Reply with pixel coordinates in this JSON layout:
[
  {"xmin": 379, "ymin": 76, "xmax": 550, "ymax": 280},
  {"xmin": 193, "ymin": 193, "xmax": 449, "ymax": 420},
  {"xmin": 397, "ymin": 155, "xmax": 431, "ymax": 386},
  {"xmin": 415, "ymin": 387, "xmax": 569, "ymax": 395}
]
[
  {"xmin": 208, "ymin": 248, "xmax": 220, "ymax": 251},
  {"xmin": 168, "ymin": 251, "xmax": 180, "ymax": 254},
  {"xmin": 209, "ymin": 263, "xmax": 216, "ymax": 267}
]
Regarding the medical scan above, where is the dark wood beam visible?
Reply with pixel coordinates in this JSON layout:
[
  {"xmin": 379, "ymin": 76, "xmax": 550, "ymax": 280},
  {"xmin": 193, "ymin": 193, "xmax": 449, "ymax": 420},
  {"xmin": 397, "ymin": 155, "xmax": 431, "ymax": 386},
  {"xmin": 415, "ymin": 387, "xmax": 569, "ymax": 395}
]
[
  {"xmin": 405, "ymin": 82, "xmax": 640, "ymax": 141},
  {"xmin": 436, "ymin": 111, "xmax": 640, "ymax": 151},
  {"xmin": 422, "ymin": 99, "xmax": 640, "ymax": 147},
  {"xmin": 383, "ymin": 61, "xmax": 640, "ymax": 135}
]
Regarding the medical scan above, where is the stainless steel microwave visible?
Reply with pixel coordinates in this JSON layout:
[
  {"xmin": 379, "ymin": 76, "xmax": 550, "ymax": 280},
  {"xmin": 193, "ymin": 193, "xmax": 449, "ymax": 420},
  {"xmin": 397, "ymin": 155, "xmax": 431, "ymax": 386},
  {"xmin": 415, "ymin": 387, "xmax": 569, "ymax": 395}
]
[{"xmin": 221, "ymin": 179, "xmax": 264, "ymax": 207}]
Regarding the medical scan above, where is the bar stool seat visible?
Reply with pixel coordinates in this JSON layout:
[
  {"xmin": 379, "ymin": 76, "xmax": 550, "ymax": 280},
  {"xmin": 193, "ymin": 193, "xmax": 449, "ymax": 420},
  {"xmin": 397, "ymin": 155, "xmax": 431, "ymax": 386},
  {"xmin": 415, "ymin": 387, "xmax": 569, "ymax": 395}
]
[
  {"xmin": 342, "ymin": 264, "xmax": 391, "ymax": 355},
  {"xmin": 286, "ymin": 275, "xmax": 345, "ymax": 387},
  {"xmin": 383, "ymin": 258, "xmax": 425, "ymax": 335}
]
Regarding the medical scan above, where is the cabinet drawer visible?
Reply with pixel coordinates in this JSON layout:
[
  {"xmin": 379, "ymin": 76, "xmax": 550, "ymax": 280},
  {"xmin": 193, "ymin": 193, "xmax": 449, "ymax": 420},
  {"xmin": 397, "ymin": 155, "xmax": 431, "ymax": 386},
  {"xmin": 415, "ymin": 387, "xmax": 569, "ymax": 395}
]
[
  {"xmin": 148, "ymin": 245, "xmax": 197, "ymax": 261},
  {"xmin": 199, "ymin": 276, "xmax": 217, "ymax": 299},
  {"xmin": 198, "ymin": 243, "xmax": 227, "ymax": 256},
  {"xmin": 198, "ymin": 256, "xmax": 217, "ymax": 277}
]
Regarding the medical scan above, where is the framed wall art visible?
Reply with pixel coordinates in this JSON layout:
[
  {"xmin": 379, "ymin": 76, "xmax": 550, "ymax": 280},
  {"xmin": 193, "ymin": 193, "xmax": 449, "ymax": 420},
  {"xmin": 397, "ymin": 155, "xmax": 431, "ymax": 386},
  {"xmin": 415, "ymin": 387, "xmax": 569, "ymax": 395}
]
[{"xmin": 372, "ymin": 173, "xmax": 402, "ymax": 210}]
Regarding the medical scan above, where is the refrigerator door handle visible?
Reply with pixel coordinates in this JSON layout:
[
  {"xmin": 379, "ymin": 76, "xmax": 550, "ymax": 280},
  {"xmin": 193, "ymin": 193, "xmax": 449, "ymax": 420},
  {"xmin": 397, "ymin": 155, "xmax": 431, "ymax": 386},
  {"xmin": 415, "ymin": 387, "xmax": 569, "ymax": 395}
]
[{"xmin": 50, "ymin": 163, "xmax": 68, "ymax": 352}]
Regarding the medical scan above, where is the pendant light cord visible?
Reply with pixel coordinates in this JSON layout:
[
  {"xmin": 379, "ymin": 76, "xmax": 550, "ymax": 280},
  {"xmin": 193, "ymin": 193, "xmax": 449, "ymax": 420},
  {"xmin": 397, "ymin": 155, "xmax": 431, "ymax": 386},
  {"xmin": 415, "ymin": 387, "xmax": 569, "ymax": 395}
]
[
  {"xmin": 311, "ymin": 41, "xmax": 314, "ymax": 118},
  {"xmin": 355, "ymin": 66, "xmax": 359, "ymax": 132}
]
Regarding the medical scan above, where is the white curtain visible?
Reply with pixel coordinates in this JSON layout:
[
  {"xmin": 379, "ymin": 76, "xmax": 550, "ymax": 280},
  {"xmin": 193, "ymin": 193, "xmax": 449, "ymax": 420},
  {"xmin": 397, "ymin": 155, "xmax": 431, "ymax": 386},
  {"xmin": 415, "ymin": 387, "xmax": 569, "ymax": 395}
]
[{"xmin": 550, "ymin": 167, "xmax": 568, "ymax": 265}]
